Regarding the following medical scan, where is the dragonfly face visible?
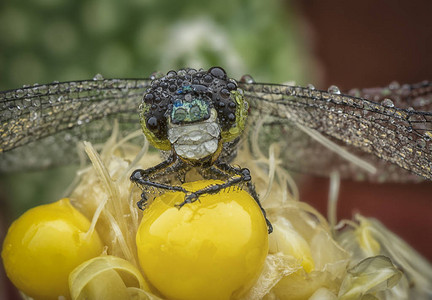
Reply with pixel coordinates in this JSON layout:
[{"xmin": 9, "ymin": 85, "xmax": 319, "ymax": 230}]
[{"xmin": 139, "ymin": 67, "xmax": 248, "ymax": 163}]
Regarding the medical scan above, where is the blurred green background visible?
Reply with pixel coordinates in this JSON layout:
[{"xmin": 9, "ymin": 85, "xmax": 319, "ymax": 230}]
[
  {"xmin": 0, "ymin": 0, "xmax": 310, "ymax": 90},
  {"xmin": 0, "ymin": 0, "xmax": 312, "ymax": 219}
]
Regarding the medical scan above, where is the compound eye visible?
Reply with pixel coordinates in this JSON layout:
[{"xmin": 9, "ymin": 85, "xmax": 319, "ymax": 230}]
[
  {"xmin": 173, "ymin": 108, "xmax": 187, "ymax": 122},
  {"xmin": 147, "ymin": 116, "xmax": 158, "ymax": 131}
]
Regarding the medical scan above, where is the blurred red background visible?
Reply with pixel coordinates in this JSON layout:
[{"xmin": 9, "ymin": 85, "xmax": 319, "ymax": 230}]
[{"xmin": 295, "ymin": 0, "xmax": 432, "ymax": 261}]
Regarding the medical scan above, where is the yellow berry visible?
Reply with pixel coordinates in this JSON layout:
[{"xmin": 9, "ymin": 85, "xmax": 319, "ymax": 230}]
[
  {"xmin": 2, "ymin": 198, "xmax": 103, "ymax": 300},
  {"xmin": 136, "ymin": 180, "xmax": 269, "ymax": 300}
]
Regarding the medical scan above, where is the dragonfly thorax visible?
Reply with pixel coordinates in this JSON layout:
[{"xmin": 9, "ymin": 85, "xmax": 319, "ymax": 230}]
[{"xmin": 168, "ymin": 109, "xmax": 221, "ymax": 161}]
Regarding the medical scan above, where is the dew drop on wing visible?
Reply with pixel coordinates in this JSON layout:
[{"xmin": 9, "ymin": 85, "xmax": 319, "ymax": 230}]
[
  {"xmin": 417, "ymin": 139, "xmax": 426, "ymax": 149},
  {"xmin": 327, "ymin": 85, "xmax": 341, "ymax": 95},
  {"xmin": 382, "ymin": 98, "xmax": 395, "ymax": 108},
  {"xmin": 240, "ymin": 74, "xmax": 255, "ymax": 84},
  {"xmin": 93, "ymin": 73, "xmax": 104, "ymax": 80},
  {"xmin": 389, "ymin": 81, "xmax": 400, "ymax": 89},
  {"xmin": 307, "ymin": 83, "xmax": 316, "ymax": 90},
  {"xmin": 30, "ymin": 111, "xmax": 39, "ymax": 121}
]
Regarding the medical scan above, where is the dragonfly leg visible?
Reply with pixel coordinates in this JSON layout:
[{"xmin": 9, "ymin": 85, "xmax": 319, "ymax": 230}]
[
  {"xmin": 178, "ymin": 163, "xmax": 273, "ymax": 234},
  {"xmin": 244, "ymin": 179, "xmax": 273, "ymax": 234},
  {"xmin": 175, "ymin": 169, "xmax": 246, "ymax": 208},
  {"xmin": 130, "ymin": 154, "xmax": 188, "ymax": 209},
  {"xmin": 136, "ymin": 192, "xmax": 148, "ymax": 210},
  {"xmin": 215, "ymin": 163, "xmax": 272, "ymax": 233}
]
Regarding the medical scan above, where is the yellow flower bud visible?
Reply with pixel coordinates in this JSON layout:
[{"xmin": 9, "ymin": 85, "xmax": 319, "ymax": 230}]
[
  {"xmin": 136, "ymin": 180, "xmax": 269, "ymax": 300},
  {"xmin": 2, "ymin": 198, "xmax": 103, "ymax": 300}
]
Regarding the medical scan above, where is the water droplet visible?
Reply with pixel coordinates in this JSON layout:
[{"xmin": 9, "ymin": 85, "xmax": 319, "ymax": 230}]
[
  {"xmin": 240, "ymin": 75, "xmax": 255, "ymax": 84},
  {"xmin": 93, "ymin": 73, "xmax": 104, "ymax": 80},
  {"xmin": 166, "ymin": 70, "xmax": 177, "ymax": 78},
  {"xmin": 381, "ymin": 98, "xmax": 394, "ymax": 108},
  {"xmin": 187, "ymin": 68, "xmax": 197, "ymax": 75},
  {"xmin": 307, "ymin": 83, "xmax": 316, "ymax": 90},
  {"xmin": 177, "ymin": 69, "xmax": 187, "ymax": 77},
  {"xmin": 30, "ymin": 110, "xmax": 39, "ymax": 121},
  {"xmin": 38, "ymin": 85, "xmax": 48, "ymax": 95},
  {"xmin": 417, "ymin": 139, "xmax": 426, "ymax": 148},
  {"xmin": 150, "ymin": 71, "xmax": 163, "ymax": 80},
  {"xmin": 327, "ymin": 85, "xmax": 340, "ymax": 94},
  {"xmin": 284, "ymin": 86, "xmax": 294, "ymax": 96},
  {"xmin": 334, "ymin": 95, "xmax": 342, "ymax": 104},
  {"xmin": 389, "ymin": 81, "xmax": 400, "ymax": 89},
  {"xmin": 16, "ymin": 89, "xmax": 25, "ymax": 98},
  {"xmin": 424, "ymin": 131, "xmax": 432, "ymax": 141}
]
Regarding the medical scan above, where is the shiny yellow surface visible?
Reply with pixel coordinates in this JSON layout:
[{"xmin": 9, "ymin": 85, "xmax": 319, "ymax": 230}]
[
  {"xmin": 136, "ymin": 180, "xmax": 268, "ymax": 300},
  {"xmin": 2, "ymin": 198, "xmax": 103, "ymax": 300}
]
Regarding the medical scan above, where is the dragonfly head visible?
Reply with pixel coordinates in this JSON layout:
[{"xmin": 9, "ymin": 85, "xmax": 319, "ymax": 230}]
[{"xmin": 139, "ymin": 67, "xmax": 248, "ymax": 160}]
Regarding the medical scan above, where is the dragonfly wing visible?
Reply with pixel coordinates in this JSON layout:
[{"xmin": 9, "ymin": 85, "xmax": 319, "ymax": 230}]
[
  {"xmin": 0, "ymin": 78, "xmax": 151, "ymax": 172},
  {"xmin": 241, "ymin": 81, "xmax": 432, "ymax": 182}
]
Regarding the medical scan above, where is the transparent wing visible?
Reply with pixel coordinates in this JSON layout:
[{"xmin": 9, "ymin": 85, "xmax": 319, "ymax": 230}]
[
  {"xmin": 0, "ymin": 78, "xmax": 151, "ymax": 172},
  {"xmin": 240, "ymin": 81, "xmax": 432, "ymax": 182}
]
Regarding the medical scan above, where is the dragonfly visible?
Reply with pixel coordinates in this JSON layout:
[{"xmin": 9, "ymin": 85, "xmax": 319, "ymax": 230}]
[{"xmin": 1, "ymin": 67, "xmax": 431, "ymax": 232}]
